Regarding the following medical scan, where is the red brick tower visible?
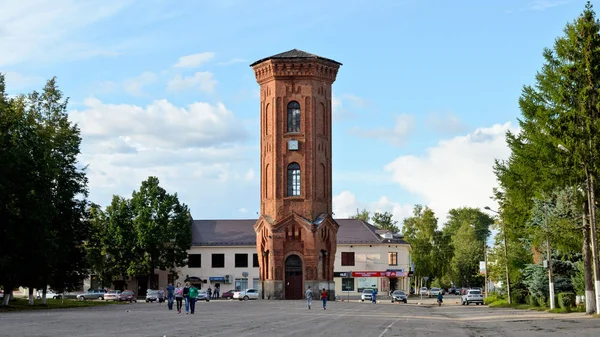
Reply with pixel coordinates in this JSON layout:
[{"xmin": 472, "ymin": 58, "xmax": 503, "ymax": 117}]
[{"xmin": 251, "ymin": 49, "xmax": 341, "ymax": 300}]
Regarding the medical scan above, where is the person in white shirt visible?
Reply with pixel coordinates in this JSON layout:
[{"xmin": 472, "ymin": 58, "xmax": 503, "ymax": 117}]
[{"xmin": 305, "ymin": 286, "xmax": 313, "ymax": 309}]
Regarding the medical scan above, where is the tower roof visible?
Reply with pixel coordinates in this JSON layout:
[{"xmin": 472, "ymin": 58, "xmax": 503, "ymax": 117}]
[{"xmin": 250, "ymin": 49, "xmax": 342, "ymax": 67}]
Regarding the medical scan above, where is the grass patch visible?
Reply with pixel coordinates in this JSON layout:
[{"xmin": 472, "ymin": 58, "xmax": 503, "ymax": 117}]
[
  {"xmin": 488, "ymin": 300, "xmax": 584, "ymax": 313},
  {"xmin": 0, "ymin": 298, "xmax": 124, "ymax": 312}
]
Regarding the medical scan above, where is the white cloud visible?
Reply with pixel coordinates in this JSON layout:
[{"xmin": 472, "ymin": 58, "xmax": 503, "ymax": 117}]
[
  {"xmin": 332, "ymin": 191, "xmax": 413, "ymax": 230},
  {"xmin": 384, "ymin": 122, "xmax": 516, "ymax": 223},
  {"xmin": 332, "ymin": 94, "xmax": 368, "ymax": 121},
  {"xmin": 353, "ymin": 113, "xmax": 415, "ymax": 147},
  {"xmin": 217, "ymin": 58, "xmax": 248, "ymax": 66},
  {"xmin": 173, "ymin": 52, "xmax": 215, "ymax": 68},
  {"xmin": 426, "ymin": 111, "xmax": 468, "ymax": 135},
  {"xmin": 167, "ymin": 72, "xmax": 217, "ymax": 93},
  {"xmin": 527, "ymin": 0, "xmax": 568, "ymax": 11},
  {"xmin": 3, "ymin": 71, "xmax": 43, "ymax": 90},
  {"xmin": 99, "ymin": 71, "xmax": 158, "ymax": 96},
  {"xmin": 69, "ymin": 97, "xmax": 257, "ymax": 216},
  {"xmin": 0, "ymin": 0, "xmax": 132, "ymax": 67},
  {"xmin": 69, "ymin": 97, "xmax": 248, "ymax": 151}
]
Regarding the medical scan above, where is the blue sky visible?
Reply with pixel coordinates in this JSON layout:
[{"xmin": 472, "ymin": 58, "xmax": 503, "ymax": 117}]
[{"xmin": 1, "ymin": 0, "xmax": 590, "ymax": 227}]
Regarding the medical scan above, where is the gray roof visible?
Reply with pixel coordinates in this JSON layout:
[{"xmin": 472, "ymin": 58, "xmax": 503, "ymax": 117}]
[
  {"xmin": 250, "ymin": 49, "xmax": 342, "ymax": 67},
  {"xmin": 191, "ymin": 218, "xmax": 409, "ymax": 246}
]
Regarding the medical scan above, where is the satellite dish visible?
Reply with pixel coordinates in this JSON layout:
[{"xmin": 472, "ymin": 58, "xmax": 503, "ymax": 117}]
[{"xmin": 242, "ymin": 272, "xmax": 249, "ymax": 278}]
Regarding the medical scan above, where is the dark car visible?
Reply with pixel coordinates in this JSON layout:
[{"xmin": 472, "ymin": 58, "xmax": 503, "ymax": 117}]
[
  {"xmin": 118, "ymin": 290, "xmax": 137, "ymax": 303},
  {"xmin": 221, "ymin": 290, "xmax": 235, "ymax": 299}
]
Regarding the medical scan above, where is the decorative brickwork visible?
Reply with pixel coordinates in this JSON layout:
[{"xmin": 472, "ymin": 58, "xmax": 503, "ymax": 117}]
[{"xmin": 252, "ymin": 50, "xmax": 341, "ymax": 300}]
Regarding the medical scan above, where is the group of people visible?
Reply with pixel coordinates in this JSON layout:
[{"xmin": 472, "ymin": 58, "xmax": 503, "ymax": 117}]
[
  {"xmin": 165, "ymin": 282, "xmax": 199, "ymax": 314},
  {"xmin": 305, "ymin": 286, "xmax": 328, "ymax": 310},
  {"xmin": 206, "ymin": 286, "xmax": 220, "ymax": 299}
]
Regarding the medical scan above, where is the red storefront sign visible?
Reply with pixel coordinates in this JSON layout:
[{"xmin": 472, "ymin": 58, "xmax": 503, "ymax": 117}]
[{"xmin": 351, "ymin": 271, "xmax": 407, "ymax": 277}]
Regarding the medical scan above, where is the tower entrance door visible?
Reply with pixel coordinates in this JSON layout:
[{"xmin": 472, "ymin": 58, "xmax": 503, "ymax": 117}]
[{"xmin": 285, "ymin": 255, "xmax": 303, "ymax": 300}]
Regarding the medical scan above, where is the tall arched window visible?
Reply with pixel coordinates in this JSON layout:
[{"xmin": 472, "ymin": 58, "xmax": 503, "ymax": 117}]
[
  {"xmin": 287, "ymin": 162, "xmax": 301, "ymax": 196},
  {"xmin": 287, "ymin": 101, "xmax": 300, "ymax": 133}
]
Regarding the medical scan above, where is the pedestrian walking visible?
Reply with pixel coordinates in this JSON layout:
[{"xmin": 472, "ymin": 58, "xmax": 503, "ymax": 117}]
[
  {"xmin": 372, "ymin": 289, "xmax": 377, "ymax": 304},
  {"xmin": 166, "ymin": 282, "xmax": 175, "ymax": 310},
  {"xmin": 183, "ymin": 282, "xmax": 191, "ymax": 314},
  {"xmin": 175, "ymin": 283, "xmax": 184, "ymax": 314},
  {"xmin": 321, "ymin": 288, "xmax": 327, "ymax": 310},
  {"xmin": 188, "ymin": 284, "xmax": 198, "ymax": 314},
  {"xmin": 207, "ymin": 287, "xmax": 212, "ymax": 299},
  {"xmin": 305, "ymin": 286, "xmax": 313, "ymax": 309}
]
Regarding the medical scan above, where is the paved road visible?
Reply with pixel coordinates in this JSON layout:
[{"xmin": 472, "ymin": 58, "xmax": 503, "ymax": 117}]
[{"xmin": 1, "ymin": 297, "xmax": 599, "ymax": 337}]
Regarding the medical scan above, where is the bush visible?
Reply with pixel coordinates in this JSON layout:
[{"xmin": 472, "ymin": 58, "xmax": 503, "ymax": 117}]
[
  {"xmin": 557, "ymin": 292, "xmax": 575, "ymax": 312},
  {"xmin": 537, "ymin": 295, "xmax": 547, "ymax": 307},
  {"xmin": 525, "ymin": 295, "xmax": 536, "ymax": 306},
  {"xmin": 484, "ymin": 293, "xmax": 503, "ymax": 305}
]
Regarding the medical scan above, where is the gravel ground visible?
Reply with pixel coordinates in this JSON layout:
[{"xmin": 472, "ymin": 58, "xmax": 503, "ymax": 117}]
[{"xmin": 0, "ymin": 296, "xmax": 599, "ymax": 337}]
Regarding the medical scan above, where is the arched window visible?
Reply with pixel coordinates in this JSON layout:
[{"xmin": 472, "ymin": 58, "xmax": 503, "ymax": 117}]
[
  {"xmin": 287, "ymin": 162, "xmax": 301, "ymax": 196},
  {"xmin": 287, "ymin": 101, "xmax": 300, "ymax": 133}
]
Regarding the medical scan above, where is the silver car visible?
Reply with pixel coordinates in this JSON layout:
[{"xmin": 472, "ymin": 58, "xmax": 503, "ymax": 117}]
[
  {"xmin": 428, "ymin": 287, "xmax": 441, "ymax": 298},
  {"xmin": 391, "ymin": 290, "xmax": 407, "ymax": 303},
  {"xmin": 77, "ymin": 289, "xmax": 106, "ymax": 300}
]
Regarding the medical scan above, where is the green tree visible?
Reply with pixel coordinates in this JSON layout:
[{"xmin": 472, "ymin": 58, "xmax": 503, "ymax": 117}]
[
  {"xmin": 105, "ymin": 195, "xmax": 137, "ymax": 288},
  {"xmin": 402, "ymin": 205, "xmax": 438, "ymax": 287},
  {"xmin": 129, "ymin": 177, "xmax": 192, "ymax": 289},
  {"xmin": 350, "ymin": 208, "xmax": 370, "ymax": 223},
  {"xmin": 372, "ymin": 211, "xmax": 400, "ymax": 233}
]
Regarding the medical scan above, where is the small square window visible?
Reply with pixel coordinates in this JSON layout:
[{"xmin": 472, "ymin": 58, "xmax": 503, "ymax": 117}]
[
  {"xmin": 212, "ymin": 254, "xmax": 225, "ymax": 268},
  {"xmin": 235, "ymin": 254, "xmax": 248, "ymax": 268},
  {"xmin": 188, "ymin": 254, "xmax": 201, "ymax": 268}
]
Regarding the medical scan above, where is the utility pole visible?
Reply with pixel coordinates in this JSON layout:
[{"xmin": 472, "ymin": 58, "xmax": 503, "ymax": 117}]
[
  {"xmin": 484, "ymin": 242, "xmax": 488, "ymax": 298},
  {"xmin": 485, "ymin": 206, "xmax": 511, "ymax": 304},
  {"xmin": 544, "ymin": 202, "xmax": 555, "ymax": 310},
  {"xmin": 585, "ymin": 166, "xmax": 600, "ymax": 315}
]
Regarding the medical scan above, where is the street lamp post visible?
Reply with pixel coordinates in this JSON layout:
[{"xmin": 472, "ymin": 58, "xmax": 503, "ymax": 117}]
[
  {"xmin": 471, "ymin": 224, "xmax": 489, "ymax": 298},
  {"xmin": 484, "ymin": 206, "xmax": 512, "ymax": 304}
]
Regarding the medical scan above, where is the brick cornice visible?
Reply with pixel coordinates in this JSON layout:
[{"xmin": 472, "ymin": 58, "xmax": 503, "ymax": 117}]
[{"xmin": 252, "ymin": 59, "xmax": 340, "ymax": 85}]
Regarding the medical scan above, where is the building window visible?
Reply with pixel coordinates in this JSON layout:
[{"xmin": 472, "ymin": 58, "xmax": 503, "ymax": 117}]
[
  {"xmin": 341, "ymin": 278, "xmax": 355, "ymax": 292},
  {"xmin": 188, "ymin": 254, "xmax": 201, "ymax": 268},
  {"xmin": 388, "ymin": 252, "xmax": 398, "ymax": 266},
  {"xmin": 341, "ymin": 252, "xmax": 355, "ymax": 266},
  {"xmin": 253, "ymin": 253, "xmax": 259, "ymax": 268},
  {"xmin": 287, "ymin": 162, "xmax": 301, "ymax": 196},
  {"xmin": 235, "ymin": 278, "xmax": 249, "ymax": 291},
  {"xmin": 212, "ymin": 254, "xmax": 225, "ymax": 268},
  {"xmin": 235, "ymin": 253, "xmax": 248, "ymax": 268},
  {"xmin": 287, "ymin": 101, "xmax": 300, "ymax": 132}
]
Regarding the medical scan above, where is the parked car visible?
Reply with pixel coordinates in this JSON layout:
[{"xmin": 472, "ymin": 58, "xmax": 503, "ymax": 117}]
[
  {"xmin": 36, "ymin": 289, "xmax": 62, "ymax": 299},
  {"xmin": 233, "ymin": 288, "xmax": 259, "ymax": 301},
  {"xmin": 419, "ymin": 287, "xmax": 428, "ymax": 296},
  {"xmin": 197, "ymin": 289, "xmax": 210, "ymax": 302},
  {"xmin": 448, "ymin": 287, "xmax": 457, "ymax": 295},
  {"xmin": 77, "ymin": 289, "xmax": 106, "ymax": 301},
  {"xmin": 146, "ymin": 289, "xmax": 165, "ymax": 303},
  {"xmin": 221, "ymin": 289, "xmax": 235, "ymax": 299},
  {"xmin": 104, "ymin": 290, "xmax": 121, "ymax": 301},
  {"xmin": 461, "ymin": 289, "xmax": 484, "ymax": 305},
  {"xmin": 391, "ymin": 290, "xmax": 407, "ymax": 303},
  {"xmin": 118, "ymin": 290, "xmax": 137, "ymax": 303},
  {"xmin": 360, "ymin": 288, "xmax": 374, "ymax": 302},
  {"xmin": 428, "ymin": 287, "xmax": 441, "ymax": 298}
]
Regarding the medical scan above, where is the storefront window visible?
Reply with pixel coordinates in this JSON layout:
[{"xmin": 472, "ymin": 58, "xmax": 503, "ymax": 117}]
[{"xmin": 341, "ymin": 278, "xmax": 354, "ymax": 292}]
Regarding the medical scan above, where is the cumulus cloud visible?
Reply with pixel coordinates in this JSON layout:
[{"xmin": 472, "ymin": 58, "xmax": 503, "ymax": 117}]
[
  {"xmin": 69, "ymin": 97, "xmax": 257, "ymax": 217},
  {"xmin": 70, "ymin": 97, "xmax": 248, "ymax": 151},
  {"xmin": 167, "ymin": 72, "xmax": 217, "ymax": 93},
  {"xmin": 332, "ymin": 191, "xmax": 414, "ymax": 227},
  {"xmin": 384, "ymin": 122, "xmax": 516, "ymax": 223},
  {"xmin": 0, "ymin": 0, "xmax": 131, "ymax": 67},
  {"xmin": 173, "ymin": 52, "xmax": 215, "ymax": 68},
  {"xmin": 353, "ymin": 113, "xmax": 415, "ymax": 147},
  {"xmin": 426, "ymin": 111, "xmax": 468, "ymax": 135},
  {"xmin": 332, "ymin": 94, "xmax": 369, "ymax": 121}
]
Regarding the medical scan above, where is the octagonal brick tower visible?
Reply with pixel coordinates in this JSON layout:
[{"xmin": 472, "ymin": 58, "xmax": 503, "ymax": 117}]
[{"xmin": 251, "ymin": 49, "xmax": 342, "ymax": 300}]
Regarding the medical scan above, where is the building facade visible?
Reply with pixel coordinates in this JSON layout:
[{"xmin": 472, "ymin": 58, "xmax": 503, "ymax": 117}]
[{"xmin": 250, "ymin": 49, "xmax": 342, "ymax": 300}]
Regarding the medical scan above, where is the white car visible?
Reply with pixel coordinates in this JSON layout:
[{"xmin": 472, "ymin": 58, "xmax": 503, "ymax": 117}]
[
  {"xmin": 462, "ymin": 289, "xmax": 484, "ymax": 305},
  {"xmin": 428, "ymin": 287, "xmax": 441, "ymax": 298},
  {"xmin": 419, "ymin": 287, "xmax": 428, "ymax": 296},
  {"xmin": 36, "ymin": 289, "xmax": 62, "ymax": 299},
  {"xmin": 361, "ymin": 289, "xmax": 375, "ymax": 301},
  {"xmin": 233, "ymin": 288, "xmax": 259, "ymax": 301}
]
